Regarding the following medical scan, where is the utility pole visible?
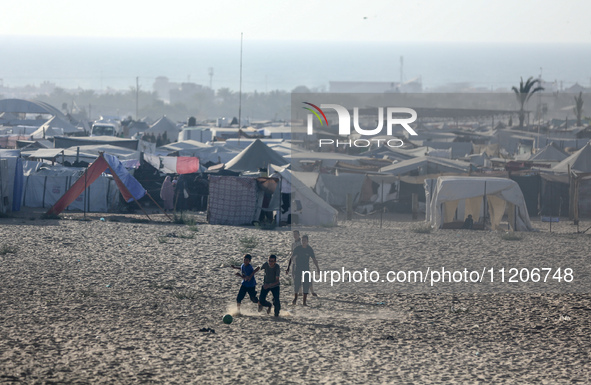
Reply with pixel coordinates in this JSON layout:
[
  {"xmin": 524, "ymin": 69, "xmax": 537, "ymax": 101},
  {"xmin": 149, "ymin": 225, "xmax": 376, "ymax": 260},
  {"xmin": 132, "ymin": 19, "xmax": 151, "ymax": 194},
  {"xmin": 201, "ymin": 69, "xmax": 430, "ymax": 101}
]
[
  {"xmin": 208, "ymin": 67, "xmax": 214, "ymax": 90},
  {"xmin": 136, "ymin": 76, "xmax": 139, "ymax": 120},
  {"xmin": 537, "ymin": 68, "xmax": 543, "ymax": 151},
  {"xmin": 238, "ymin": 33, "xmax": 243, "ymax": 145},
  {"xmin": 400, "ymin": 56, "xmax": 403, "ymax": 89}
]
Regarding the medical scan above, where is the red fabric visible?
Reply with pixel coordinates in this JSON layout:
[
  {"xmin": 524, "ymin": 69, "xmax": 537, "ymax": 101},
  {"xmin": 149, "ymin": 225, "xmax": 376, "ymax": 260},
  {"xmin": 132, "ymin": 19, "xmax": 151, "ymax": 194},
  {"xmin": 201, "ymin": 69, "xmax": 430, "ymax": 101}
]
[
  {"xmin": 47, "ymin": 156, "xmax": 109, "ymax": 215},
  {"xmin": 176, "ymin": 157, "xmax": 200, "ymax": 174},
  {"xmin": 46, "ymin": 154, "xmax": 138, "ymax": 215}
]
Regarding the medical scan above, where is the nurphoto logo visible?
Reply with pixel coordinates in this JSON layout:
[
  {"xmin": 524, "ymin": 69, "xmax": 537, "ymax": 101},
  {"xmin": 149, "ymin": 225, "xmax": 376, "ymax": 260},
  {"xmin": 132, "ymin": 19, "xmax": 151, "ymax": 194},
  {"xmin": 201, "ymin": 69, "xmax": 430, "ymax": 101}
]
[{"xmin": 303, "ymin": 102, "xmax": 418, "ymax": 148}]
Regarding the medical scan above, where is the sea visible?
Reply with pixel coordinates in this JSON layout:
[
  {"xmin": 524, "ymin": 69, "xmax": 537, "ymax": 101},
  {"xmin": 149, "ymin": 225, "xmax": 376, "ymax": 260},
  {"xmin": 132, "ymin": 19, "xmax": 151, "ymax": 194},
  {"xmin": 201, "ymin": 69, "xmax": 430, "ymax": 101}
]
[{"xmin": 1, "ymin": 36, "xmax": 590, "ymax": 93}]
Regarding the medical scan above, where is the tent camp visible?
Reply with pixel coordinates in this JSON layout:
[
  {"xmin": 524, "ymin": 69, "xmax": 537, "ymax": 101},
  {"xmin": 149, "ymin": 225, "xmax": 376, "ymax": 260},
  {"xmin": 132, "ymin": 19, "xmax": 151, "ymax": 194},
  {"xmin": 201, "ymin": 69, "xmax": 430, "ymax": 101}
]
[{"xmin": 425, "ymin": 176, "xmax": 534, "ymax": 231}]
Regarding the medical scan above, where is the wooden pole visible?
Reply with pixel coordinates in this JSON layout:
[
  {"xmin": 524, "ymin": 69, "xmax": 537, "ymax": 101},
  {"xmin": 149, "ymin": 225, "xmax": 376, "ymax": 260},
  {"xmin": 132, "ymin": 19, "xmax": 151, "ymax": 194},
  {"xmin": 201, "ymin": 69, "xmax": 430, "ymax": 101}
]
[
  {"xmin": 131, "ymin": 195, "xmax": 152, "ymax": 221},
  {"xmin": 483, "ymin": 181, "xmax": 487, "ymax": 229},
  {"xmin": 84, "ymin": 163, "xmax": 87, "ymax": 220},
  {"xmin": 549, "ymin": 182, "xmax": 552, "ymax": 232},
  {"xmin": 380, "ymin": 179, "xmax": 384, "ymax": 228},
  {"xmin": 103, "ymin": 152, "xmax": 153, "ymax": 222},
  {"xmin": 146, "ymin": 191, "xmax": 173, "ymax": 221}
]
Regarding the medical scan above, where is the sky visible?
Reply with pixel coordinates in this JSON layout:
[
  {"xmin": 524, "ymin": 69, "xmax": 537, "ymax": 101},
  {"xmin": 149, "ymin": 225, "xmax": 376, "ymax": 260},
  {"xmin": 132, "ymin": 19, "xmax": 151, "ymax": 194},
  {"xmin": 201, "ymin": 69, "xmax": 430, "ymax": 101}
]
[{"xmin": 3, "ymin": 0, "xmax": 591, "ymax": 43}]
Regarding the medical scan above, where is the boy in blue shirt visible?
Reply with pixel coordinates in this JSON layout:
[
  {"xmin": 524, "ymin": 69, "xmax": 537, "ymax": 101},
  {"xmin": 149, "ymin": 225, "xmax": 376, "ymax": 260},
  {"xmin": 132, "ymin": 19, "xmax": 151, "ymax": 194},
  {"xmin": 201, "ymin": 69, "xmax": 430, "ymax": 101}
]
[{"xmin": 230, "ymin": 254, "xmax": 258, "ymax": 314}]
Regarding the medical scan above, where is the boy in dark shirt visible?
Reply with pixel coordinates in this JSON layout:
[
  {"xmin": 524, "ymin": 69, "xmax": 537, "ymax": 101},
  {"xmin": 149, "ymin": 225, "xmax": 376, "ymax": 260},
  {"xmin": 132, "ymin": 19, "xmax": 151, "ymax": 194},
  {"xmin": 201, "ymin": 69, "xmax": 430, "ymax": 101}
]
[
  {"xmin": 230, "ymin": 254, "xmax": 258, "ymax": 314},
  {"xmin": 258, "ymin": 254, "xmax": 281, "ymax": 317}
]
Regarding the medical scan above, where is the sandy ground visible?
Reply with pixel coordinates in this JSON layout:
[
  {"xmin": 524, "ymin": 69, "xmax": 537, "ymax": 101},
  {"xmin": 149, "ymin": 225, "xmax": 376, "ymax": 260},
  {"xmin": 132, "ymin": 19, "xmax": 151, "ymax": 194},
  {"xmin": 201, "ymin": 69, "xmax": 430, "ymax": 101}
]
[{"xmin": 1, "ymin": 209, "xmax": 590, "ymax": 384}]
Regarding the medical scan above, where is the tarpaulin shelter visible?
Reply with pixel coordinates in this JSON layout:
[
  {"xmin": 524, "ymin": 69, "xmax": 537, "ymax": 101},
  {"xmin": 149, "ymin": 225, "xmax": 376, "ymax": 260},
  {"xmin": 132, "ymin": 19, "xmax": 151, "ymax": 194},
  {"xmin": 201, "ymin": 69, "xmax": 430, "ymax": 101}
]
[
  {"xmin": 46, "ymin": 153, "xmax": 147, "ymax": 216},
  {"xmin": 425, "ymin": 176, "xmax": 534, "ymax": 231},
  {"xmin": 271, "ymin": 165, "xmax": 338, "ymax": 226}
]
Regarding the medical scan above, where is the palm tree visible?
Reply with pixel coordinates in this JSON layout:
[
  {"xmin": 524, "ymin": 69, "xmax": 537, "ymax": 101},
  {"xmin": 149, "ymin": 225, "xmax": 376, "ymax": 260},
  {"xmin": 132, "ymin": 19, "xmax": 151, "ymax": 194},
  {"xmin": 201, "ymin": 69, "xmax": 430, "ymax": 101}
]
[
  {"xmin": 512, "ymin": 77, "xmax": 544, "ymax": 128},
  {"xmin": 573, "ymin": 91, "xmax": 584, "ymax": 127}
]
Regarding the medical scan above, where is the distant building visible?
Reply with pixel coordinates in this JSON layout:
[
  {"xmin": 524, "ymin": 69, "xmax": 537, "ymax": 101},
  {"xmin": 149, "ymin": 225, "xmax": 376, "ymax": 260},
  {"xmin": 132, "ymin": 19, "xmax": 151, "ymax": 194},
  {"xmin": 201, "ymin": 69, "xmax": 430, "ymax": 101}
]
[
  {"xmin": 329, "ymin": 78, "xmax": 422, "ymax": 93},
  {"xmin": 564, "ymin": 83, "xmax": 589, "ymax": 94}
]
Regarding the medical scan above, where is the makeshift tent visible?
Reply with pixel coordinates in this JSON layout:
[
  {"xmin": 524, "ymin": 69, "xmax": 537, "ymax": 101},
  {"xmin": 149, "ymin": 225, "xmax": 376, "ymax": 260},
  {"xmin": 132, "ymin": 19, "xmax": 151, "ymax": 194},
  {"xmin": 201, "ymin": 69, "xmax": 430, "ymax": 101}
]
[
  {"xmin": 552, "ymin": 142, "xmax": 591, "ymax": 173},
  {"xmin": 46, "ymin": 153, "xmax": 147, "ymax": 215},
  {"xmin": 31, "ymin": 116, "xmax": 79, "ymax": 139},
  {"xmin": 539, "ymin": 173, "xmax": 569, "ymax": 217},
  {"xmin": 315, "ymin": 173, "xmax": 366, "ymax": 207},
  {"xmin": 207, "ymin": 176, "xmax": 263, "ymax": 225},
  {"xmin": 291, "ymin": 171, "xmax": 318, "ymax": 190},
  {"xmin": 359, "ymin": 174, "xmax": 399, "ymax": 205},
  {"xmin": 509, "ymin": 173, "xmax": 542, "ymax": 217},
  {"xmin": 224, "ymin": 139, "xmax": 288, "ymax": 172},
  {"xmin": 30, "ymin": 125, "xmax": 62, "ymax": 139},
  {"xmin": 571, "ymin": 173, "xmax": 591, "ymax": 219},
  {"xmin": 426, "ymin": 176, "xmax": 534, "ymax": 231},
  {"xmin": 23, "ymin": 166, "xmax": 120, "ymax": 212},
  {"xmin": 0, "ymin": 150, "xmax": 23, "ymax": 213},
  {"xmin": 145, "ymin": 116, "xmax": 180, "ymax": 142},
  {"xmin": 529, "ymin": 142, "xmax": 568, "ymax": 163},
  {"xmin": 271, "ymin": 165, "xmax": 338, "ymax": 226}
]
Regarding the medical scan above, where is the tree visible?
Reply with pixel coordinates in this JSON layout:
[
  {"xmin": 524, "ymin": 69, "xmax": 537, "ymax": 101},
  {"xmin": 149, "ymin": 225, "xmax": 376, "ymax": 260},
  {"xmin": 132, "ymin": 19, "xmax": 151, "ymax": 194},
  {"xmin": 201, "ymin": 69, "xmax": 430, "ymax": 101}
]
[
  {"xmin": 574, "ymin": 92, "xmax": 584, "ymax": 127},
  {"xmin": 511, "ymin": 77, "xmax": 544, "ymax": 128}
]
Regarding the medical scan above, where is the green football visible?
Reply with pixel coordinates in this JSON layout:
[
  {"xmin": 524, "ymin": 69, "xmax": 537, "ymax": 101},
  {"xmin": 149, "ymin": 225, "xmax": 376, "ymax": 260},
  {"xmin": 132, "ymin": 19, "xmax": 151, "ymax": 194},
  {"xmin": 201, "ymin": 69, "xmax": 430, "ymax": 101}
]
[{"xmin": 222, "ymin": 314, "xmax": 233, "ymax": 324}]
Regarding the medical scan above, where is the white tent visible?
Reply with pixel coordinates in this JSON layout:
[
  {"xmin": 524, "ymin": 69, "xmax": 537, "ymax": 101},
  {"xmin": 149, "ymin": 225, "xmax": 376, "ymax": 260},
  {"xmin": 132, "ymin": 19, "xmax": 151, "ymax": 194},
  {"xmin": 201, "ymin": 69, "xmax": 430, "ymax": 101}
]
[
  {"xmin": 426, "ymin": 176, "xmax": 534, "ymax": 231},
  {"xmin": 225, "ymin": 139, "xmax": 288, "ymax": 172},
  {"xmin": 529, "ymin": 142, "xmax": 568, "ymax": 163},
  {"xmin": 31, "ymin": 116, "xmax": 79, "ymax": 139},
  {"xmin": 271, "ymin": 165, "xmax": 338, "ymax": 226},
  {"xmin": 146, "ymin": 116, "xmax": 180, "ymax": 142},
  {"xmin": 552, "ymin": 142, "xmax": 591, "ymax": 173}
]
